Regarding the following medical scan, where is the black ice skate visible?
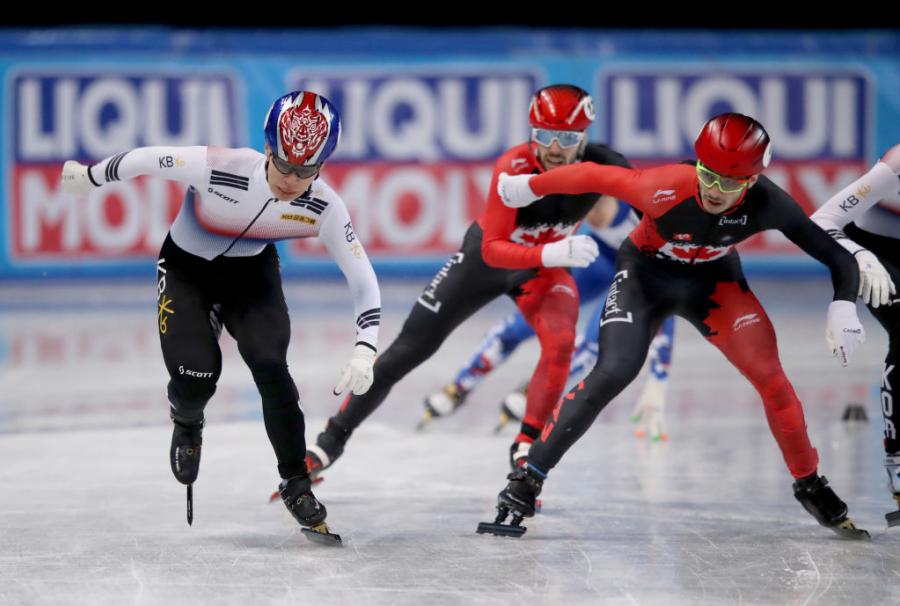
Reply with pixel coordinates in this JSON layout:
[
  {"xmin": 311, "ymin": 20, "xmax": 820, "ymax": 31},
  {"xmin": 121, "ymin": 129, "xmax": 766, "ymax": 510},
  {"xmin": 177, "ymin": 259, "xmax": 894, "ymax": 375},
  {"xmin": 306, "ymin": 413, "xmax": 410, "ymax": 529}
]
[
  {"xmin": 170, "ymin": 417, "xmax": 203, "ymax": 484},
  {"xmin": 507, "ymin": 441, "xmax": 542, "ymax": 512},
  {"xmin": 417, "ymin": 384, "xmax": 468, "ymax": 430},
  {"xmin": 279, "ymin": 474, "xmax": 342, "ymax": 546},
  {"xmin": 170, "ymin": 416, "xmax": 203, "ymax": 526},
  {"xmin": 477, "ymin": 466, "xmax": 545, "ymax": 538},
  {"xmin": 268, "ymin": 422, "xmax": 347, "ymax": 503},
  {"xmin": 793, "ymin": 473, "xmax": 870, "ymax": 540},
  {"xmin": 888, "ymin": 495, "xmax": 900, "ymax": 528}
]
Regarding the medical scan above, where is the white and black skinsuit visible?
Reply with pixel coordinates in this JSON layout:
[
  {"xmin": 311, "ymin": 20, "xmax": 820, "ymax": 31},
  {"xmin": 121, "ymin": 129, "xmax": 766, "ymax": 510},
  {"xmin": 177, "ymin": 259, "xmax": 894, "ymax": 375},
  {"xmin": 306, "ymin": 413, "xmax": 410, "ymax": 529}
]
[
  {"xmin": 88, "ymin": 145, "xmax": 380, "ymax": 479},
  {"xmin": 812, "ymin": 143, "xmax": 900, "ymax": 458}
]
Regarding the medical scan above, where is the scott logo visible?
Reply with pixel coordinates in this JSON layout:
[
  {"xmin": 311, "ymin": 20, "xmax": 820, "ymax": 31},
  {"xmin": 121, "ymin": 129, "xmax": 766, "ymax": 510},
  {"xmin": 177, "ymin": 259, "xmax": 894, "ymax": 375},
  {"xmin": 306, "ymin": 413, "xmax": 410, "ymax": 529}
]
[
  {"xmin": 207, "ymin": 188, "xmax": 239, "ymax": 204},
  {"xmin": 178, "ymin": 365, "xmax": 214, "ymax": 378}
]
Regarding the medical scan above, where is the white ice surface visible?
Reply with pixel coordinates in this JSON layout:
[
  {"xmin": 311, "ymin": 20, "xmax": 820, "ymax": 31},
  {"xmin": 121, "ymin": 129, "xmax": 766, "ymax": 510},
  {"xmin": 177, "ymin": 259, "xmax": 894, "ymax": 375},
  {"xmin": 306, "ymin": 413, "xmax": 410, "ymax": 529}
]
[{"xmin": 0, "ymin": 277, "xmax": 897, "ymax": 605}]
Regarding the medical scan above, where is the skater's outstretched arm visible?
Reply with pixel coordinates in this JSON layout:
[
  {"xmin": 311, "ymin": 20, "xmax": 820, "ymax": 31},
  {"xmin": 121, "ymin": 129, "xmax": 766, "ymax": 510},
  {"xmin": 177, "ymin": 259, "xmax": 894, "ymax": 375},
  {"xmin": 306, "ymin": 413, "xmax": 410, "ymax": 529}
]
[
  {"xmin": 811, "ymin": 144, "xmax": 900, "ymax": 308},
  {"xmin": 480, "ymin": 153, "xmax": 560, "ymax": 269},
  {"xmin": 61, "ymin": 145, "xmax": 210, "ymax": 194},
  {"xmin": 498, "ymin": 163, "xmax": 695, "ymax": 218},
  {"xmin": 755, "ymin": 176, "xmax": 864, "ymax": 365},
  {"xmin": 811, "ymin": 144, "xmax": 900, "ymax": 232}
]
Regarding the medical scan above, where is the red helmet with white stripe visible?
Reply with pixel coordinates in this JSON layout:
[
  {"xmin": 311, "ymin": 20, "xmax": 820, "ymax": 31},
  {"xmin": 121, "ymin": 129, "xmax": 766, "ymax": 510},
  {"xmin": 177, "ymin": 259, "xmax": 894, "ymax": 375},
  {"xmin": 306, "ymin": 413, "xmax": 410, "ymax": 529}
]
[
  {"xmin": 529, "ymin": 85, "xmax": 595, "ymax": 131},
  {"xmin": 694, "ymin": 113, "xmax": 772, "ymax": 178}
]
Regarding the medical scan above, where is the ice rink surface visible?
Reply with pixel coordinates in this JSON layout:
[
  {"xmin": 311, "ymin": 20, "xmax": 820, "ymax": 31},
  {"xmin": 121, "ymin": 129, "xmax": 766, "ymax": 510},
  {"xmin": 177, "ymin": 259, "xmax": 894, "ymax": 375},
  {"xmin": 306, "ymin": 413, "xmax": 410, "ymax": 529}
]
[{"xmin": 0, "ymin": 276, "xmax": 897, "ymax": 605}]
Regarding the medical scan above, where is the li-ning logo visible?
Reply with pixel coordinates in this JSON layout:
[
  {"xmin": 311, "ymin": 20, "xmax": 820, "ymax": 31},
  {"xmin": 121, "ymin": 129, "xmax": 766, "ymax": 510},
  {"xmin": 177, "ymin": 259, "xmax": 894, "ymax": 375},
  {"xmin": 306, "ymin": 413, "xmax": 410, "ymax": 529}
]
[
  {"xmin": 718, "ymin": 215, "xmax": 748, "ymax": 226},
  {"xmin": 856, "ymin": 184, "xmax": 872, "ymax": 198},
  {"xmin": 550, "ymin": 284, "xmax": 577, "ymax": 297},
  {"xmin": 733, "ymin": 313, "xmax": 760, "ymax": 332},
  {"xmin": 510, "ymin": 158, "xmax": 529, "ymax": 171},
  {"xmin": 652, "ymin": 189, "xmax": 676, "ymax": 204}
]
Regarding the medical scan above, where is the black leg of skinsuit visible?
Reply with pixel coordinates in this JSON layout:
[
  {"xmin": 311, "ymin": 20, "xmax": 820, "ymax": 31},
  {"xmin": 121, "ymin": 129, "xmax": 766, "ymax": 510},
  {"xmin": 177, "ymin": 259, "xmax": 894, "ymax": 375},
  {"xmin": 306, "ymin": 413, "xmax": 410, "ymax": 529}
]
[
  {"xmin": 157, "ymin": 235, "xmax": 222, "ymax": 426},
  {"xmin": 528, "ymin": 246, "xmax": 668, "ymax": 473},
  {"xmin": 846, "ymin": 224, "xmax": 900, "ymax": 455},
  {"xmin": 217, "ymin": 245, "xmax": 308, "ymax": 480},
  {"xmin": 529, "ymin": 243, "xmax": 821, "ymax": 480},
  {"xmin": 330, "ymin": 223, "xmax": 536, "ymax": 434}
]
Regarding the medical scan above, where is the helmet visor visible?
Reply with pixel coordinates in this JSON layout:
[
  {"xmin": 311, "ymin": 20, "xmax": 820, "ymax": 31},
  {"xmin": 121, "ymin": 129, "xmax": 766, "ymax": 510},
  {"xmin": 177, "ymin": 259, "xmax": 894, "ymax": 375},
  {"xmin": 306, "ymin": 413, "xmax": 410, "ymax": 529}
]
[
  {"xmin": 531, "ymin": 128, "xmax": 585, "ymax": 149},
  {"xmin": 271, "ymin": 155, "xmax": 320, "ymax": 179},
  {"xmin": 696, "ymin": 162, "xmax": 751, "ymax": 194}
]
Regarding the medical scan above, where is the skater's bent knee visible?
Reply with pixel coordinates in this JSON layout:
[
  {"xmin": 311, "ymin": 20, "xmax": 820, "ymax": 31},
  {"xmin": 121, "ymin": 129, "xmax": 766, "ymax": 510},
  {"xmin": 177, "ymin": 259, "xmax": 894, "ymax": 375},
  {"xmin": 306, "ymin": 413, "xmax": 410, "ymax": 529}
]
[{"xmin": 251, "ymin": 364, "xmax": 300, "ymax": 404}]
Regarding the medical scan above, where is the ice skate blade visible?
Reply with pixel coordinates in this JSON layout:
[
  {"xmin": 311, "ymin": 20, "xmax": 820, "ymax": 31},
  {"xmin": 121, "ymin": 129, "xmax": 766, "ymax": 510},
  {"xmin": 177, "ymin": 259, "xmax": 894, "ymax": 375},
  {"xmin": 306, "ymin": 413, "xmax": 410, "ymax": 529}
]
[
  {"xmin": 302, "ymin": 523, "xmax": 343, "ymax": 546},
  {"xmin": 492, "ymin": 412, "xmax": 511, "ymax": 434},
  {"xmin": 885, "ymin": 510, "xmax": 900, "ymax": 527},
  {"xmin": 476, "ymin": 521, "xmax": 526, "ymax": 537},
  {"xmin": 415, "ymin": 410, "xmax": 434, "ymax": 432},
  {"xmin": 829, "ymin": 518, "xmax": 871, "ymax": 540},
  {"xmin": 186, "ymin": 484, "xmax": 193, "ymax": 526}
]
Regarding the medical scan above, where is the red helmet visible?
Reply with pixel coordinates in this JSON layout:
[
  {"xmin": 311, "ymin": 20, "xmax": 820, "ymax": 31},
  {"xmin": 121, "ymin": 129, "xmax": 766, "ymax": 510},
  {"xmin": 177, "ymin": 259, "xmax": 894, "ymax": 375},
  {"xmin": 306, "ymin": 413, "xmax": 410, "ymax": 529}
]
[
  {"xmin": 694, "ymin": 113, "xmax": 772, "ymax": 177},
  {"xmin": 529, "ymin": 84, "xmax": 595, "ymax": 131}
]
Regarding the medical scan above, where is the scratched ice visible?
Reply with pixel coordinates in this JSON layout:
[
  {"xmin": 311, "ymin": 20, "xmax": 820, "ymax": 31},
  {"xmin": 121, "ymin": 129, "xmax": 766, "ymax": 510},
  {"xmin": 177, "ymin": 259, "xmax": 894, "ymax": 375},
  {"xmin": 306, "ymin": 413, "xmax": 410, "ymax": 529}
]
[{"xmin": 0, "ymin": 278, "xmax": 897, "ymax": 605}]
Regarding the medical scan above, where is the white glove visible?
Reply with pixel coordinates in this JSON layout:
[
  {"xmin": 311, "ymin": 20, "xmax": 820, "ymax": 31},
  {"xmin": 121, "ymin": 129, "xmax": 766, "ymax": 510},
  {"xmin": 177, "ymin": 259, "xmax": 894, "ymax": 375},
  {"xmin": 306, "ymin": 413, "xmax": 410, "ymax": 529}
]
[
  {"xmin": 497, "ymin": 172, "xmax": 539, "ymax": 208},
  {"xmin": 541, "ymin": 235, "xmax": 599, "ymax": 268},
  {"xmin": 334, "ymin": 344, "xmax": 376, "ymax": 396},
  {"xmin": 631, "ymin": 375, "xmax": 668, "ymax": 441},
  {"xmin": 825, "ymin": 300, "xmax": 865, "ymax": 367},
  {"xmin": 855, "ymin": 249, "xmax": 896, "ymax": 308},
  {"xmin": 60, "ymin": 160, "xmax": 97, "ymax": 196}
]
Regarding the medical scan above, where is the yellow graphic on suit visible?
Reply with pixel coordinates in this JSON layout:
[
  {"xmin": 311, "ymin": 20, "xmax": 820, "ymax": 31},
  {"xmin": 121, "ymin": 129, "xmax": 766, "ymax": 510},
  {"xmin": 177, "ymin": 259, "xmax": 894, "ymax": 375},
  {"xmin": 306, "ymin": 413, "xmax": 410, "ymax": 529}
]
[
  {"xmin": 281, "ymin": 213, "xmax": 316, "ymax": 225},
  {"xmin": 158, "ymin": 295, "xmax": 175, "ymax": 334}
]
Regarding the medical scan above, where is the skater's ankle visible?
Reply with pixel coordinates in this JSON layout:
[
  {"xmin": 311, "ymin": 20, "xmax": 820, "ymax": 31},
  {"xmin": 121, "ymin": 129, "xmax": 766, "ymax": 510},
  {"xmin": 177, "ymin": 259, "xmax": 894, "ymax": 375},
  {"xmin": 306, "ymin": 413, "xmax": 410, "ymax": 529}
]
[
  {"xmin": 526, "ymin": 463, "xmax": 547, "ymax": 479},
  {"xmin": 515, "ymin": 422, "xmax": 541, "ymax": 445},
  {"xmin": 794, "ymin": 471, "xmax": 822, "ymax": 487},
  {"xmin": 324, "ymin": 418, "xmax": 352, "ymax": 442},
  {"xmin": 280, "ymin": 474, "xmax": 312, "ymax": 494},
  {"xmin": 171, "ymin": 412, "xmax": 204, "ymax": 428},
  {"xmin": 279, "ymin": 464, "xmax": 310, "ymax": 482}
]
